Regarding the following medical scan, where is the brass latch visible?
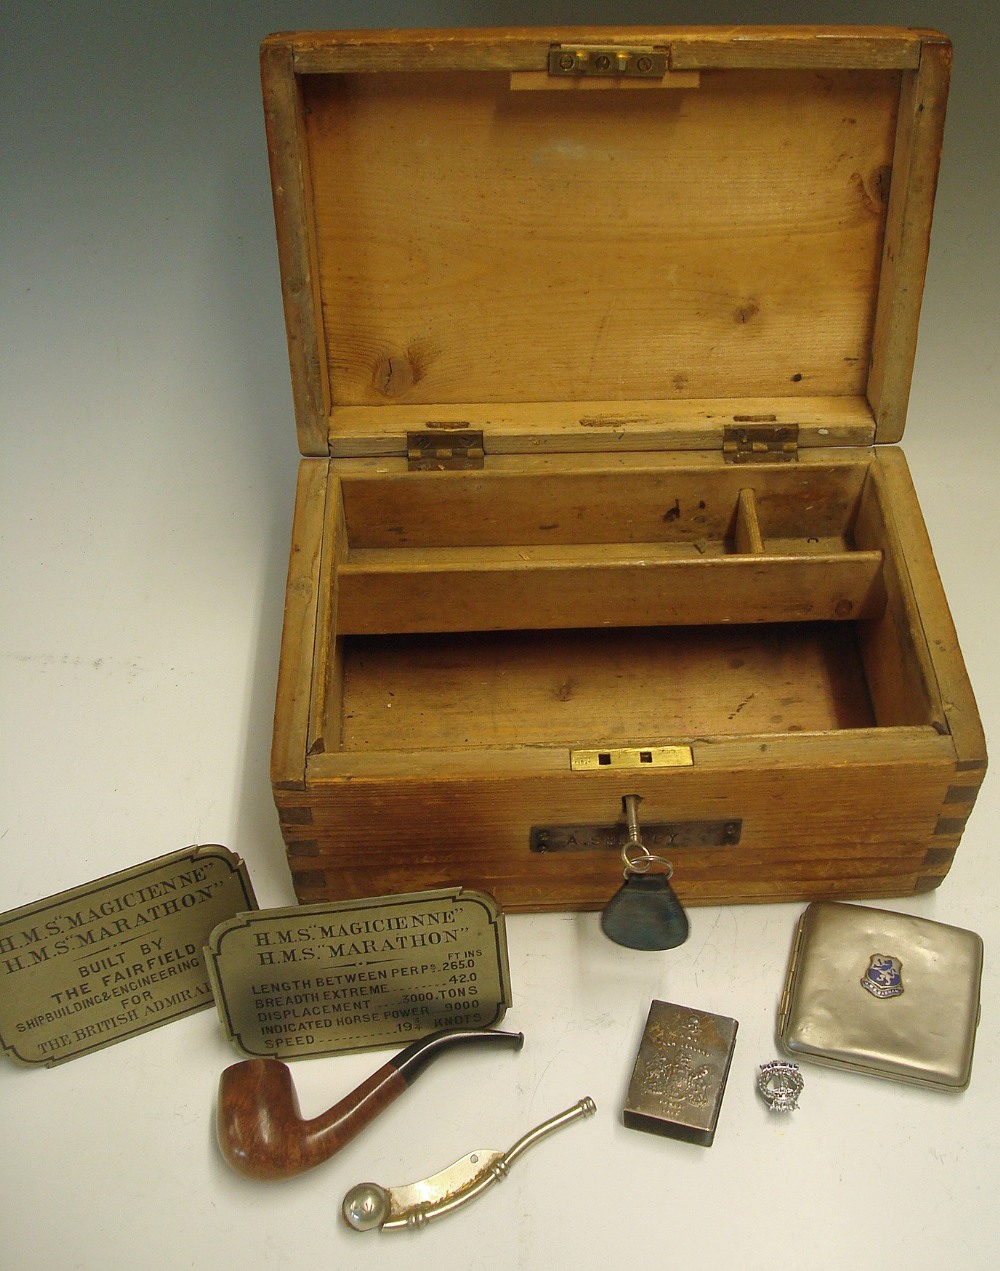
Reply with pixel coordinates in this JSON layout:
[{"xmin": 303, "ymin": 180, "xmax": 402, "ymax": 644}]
[
  {"xmin": 406, "ymin": 430, "xmax": 484, "ymax": 471},
  {"xmin": 547, "ymin": 45, "xmax": 668, "ymax": 78},
  {"xmin": 723, "ymin": 422, "xmax": 799, "ymax": 464},
  {"xmin": 570, "ymin": 745, "xmax": 693, "ymax": 771}
]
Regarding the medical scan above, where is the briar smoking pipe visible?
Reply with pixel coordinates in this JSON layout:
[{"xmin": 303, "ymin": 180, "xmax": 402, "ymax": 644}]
[{"xmin": 217, "ymin": 1027, "xmax": 524, "ymax": 1181}]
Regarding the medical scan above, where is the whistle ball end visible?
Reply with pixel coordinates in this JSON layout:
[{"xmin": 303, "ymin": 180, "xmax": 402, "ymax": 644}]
[{"xmin": 343, "ymin": 1182, "xmax": 391, "ymax": 1231}]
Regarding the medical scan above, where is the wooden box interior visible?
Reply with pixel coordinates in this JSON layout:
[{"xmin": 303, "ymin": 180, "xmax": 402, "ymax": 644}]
[{"xmin": 306, "ymin": 449, "xmax": 943, "ymax": 769}]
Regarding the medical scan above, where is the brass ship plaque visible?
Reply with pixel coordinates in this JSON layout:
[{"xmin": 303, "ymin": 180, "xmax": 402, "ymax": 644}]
[
  {"xmin": 0, "ymin": 845, "xmax": 257, "ymax": 1067},
  {"xmin": 206, "ymin": 888, "xmax": 512, "ymax": 1060}
]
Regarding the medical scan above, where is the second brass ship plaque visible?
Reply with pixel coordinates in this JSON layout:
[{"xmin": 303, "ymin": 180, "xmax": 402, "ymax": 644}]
[{"xmin": 206, "ymin": 887, "xmax": 512, "ymax": 1059}]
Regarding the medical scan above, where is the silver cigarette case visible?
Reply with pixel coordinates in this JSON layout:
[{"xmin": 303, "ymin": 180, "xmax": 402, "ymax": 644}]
[
  {"xmin": 779, "ymin": 901, "xmax": 983, "ymax": 1091},
  {"xmin": 623, "ymin": 1000, "xmax": 738, "ymax": 1146}
]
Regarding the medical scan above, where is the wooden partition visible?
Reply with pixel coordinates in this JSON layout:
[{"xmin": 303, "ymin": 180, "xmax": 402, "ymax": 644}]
[{"xmin": 333, "ymin": 458, "xmax": 884, "ymax": 634}]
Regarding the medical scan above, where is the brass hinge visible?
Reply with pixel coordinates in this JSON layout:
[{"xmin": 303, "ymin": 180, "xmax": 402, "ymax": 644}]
[
  {"xmin": 407, "ymin": 430, "xmax": 484, "ymax": 471},
  {"xmin": 723, "ymin": 423, "xmax": 799, "ymax": 464},
  {"xmin": 547, "ymin": 45, "xmax": 667, "ymax": 78}
]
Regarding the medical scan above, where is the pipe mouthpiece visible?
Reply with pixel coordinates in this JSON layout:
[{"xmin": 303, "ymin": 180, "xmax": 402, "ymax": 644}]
[{"xmin": 394, "ymin": 1027, "xmax": 524, "ymax": 1083}]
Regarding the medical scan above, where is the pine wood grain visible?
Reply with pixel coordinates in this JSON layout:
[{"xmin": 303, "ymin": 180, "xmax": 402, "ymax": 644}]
[
  {"xmin": 508, "ymin": 70, "xmax": 702, "ymax": 92},
  {"xmin": 337, "ymin": 458, "xmax": 869, "ymax": 549},
  {"xmin": 264, "ymin": 26, "xmax": 947, "ymax": 459},
  {"xmin": 873, "ymin": 448, "xmax": 986, "ymax": 768},
  {"xmin": 669, "ymin": 31, "xmax": 924, "ymax": 71},
  {"xmin": 260, "ymin": 43, "xmax": 329, "ymax": 455},
  {"xmin": 735, "ymin": 489, "xmax": 765, "ymax": 554},
  {"xmin": 335, "ymin": 552, "xmax": 885, "ymax": 635},
  {"xmin": 298, "ymin": 66, "xmax": 898, "ymax": 414},
  {"xmin": 271, "ymin": 27, "xmax": 930, "ymax": 75},
  {"xmin": 854, "ymin": 461, "xmax": 939, "ymax": 728},
  {"xmin": 271, "ymin": 443, "xmax": 975, "ymax": 906},
  {"xmin": 326, "ymin": 397, "xmax": 876, "ymax": 456},
  {"xmin": 305, "ymin": 477, "xmax": 347, "ymax": 756},
  {"xmin": 330, "ymin": 457, "xmax": 882, "ymax": 636},
  {"xmin": 270, "ymin": 460, "xmax": 328, "ymax": 788},
  {"xmin": 867, "ymin": 41, "xmax": 951, "ymax": 440},
  {"xmin": 278, "ymin": 727, "xmax": 954, "ymax": 910},
  {"xmin": 302, "ymin": 724, "xmax": 950, "ymax": 778}
]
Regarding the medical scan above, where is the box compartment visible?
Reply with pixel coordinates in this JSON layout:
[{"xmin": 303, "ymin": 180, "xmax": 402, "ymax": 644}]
[
  {"xmin": 317, "ymin": 455, "xmax": 911, "ymax": 760},
  {"xmin": 338, "ymin": 624, "xmax": 878, "ymax": 754}
]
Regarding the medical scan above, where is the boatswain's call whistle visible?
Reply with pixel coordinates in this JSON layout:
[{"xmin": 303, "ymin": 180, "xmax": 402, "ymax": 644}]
[{"xmin": 342, "ymin": 1096, "xmax": 596, "ymax": 1230}]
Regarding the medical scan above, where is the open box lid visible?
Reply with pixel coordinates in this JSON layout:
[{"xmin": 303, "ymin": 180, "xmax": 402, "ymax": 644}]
[{"xmin": 261, "ymin": 26, "xmax": 950, "ymax": 460}]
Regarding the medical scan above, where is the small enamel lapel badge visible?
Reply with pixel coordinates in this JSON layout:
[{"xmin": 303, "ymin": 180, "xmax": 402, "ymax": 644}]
[{"xmin": 861, "ymin": 954, "xmax": 904, "ymax": 999}]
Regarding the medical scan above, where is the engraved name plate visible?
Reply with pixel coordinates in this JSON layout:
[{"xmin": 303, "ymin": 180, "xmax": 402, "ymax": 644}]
[
  {"xmin": 206, "ymin": 888, "xmax": 512, "ymax": 1059},
  {"xmin": 0, "ymin": 845, "xmax": 257, "ymax": 1067}
]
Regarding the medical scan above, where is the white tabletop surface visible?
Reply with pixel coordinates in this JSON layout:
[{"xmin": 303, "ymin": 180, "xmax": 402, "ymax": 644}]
[{"xmin": 3, "ymin": 4, "xmax": 998, "ymax": 1268}]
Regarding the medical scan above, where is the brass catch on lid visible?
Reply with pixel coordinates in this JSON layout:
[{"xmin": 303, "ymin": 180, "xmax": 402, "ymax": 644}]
[{"xmin": 548, "ymin": 46, "xmax": 667, "ymax": 78}]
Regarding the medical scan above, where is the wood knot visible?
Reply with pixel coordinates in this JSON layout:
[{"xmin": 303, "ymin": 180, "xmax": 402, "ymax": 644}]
[
  {"xmin": 374, "ymin": 354, "xmax": 417, "ymax": 397},
  {"xmin": 849, "ymin": 168, "xmax": 890, "ymax": 217},
  {"xmin": 553, "ymin": 678, "xmax": 577, "ymax": 703},
  {"xmin": 734, "ymin": 300, "xmax": 759, "ymax": 324}
]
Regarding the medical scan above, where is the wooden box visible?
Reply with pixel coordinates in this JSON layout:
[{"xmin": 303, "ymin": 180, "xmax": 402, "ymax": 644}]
[{"xmin": 262, "ymin": 26, "xmax": 985, "ymax": 912}]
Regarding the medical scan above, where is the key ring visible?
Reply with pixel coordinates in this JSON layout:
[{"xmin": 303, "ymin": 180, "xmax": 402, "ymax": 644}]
[
  {"xmin": 621, "ymin": 796, "xmax": 674, "ymax": 879},
  {"xmin": 621, "ymin": 843, "xmax": 674, "ymax": 880}
]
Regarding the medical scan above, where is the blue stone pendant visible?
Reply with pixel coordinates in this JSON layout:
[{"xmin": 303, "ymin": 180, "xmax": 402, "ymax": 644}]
[{"xmin": 600, "ymin": 871, "xmax": 690, "ymax": 951}]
